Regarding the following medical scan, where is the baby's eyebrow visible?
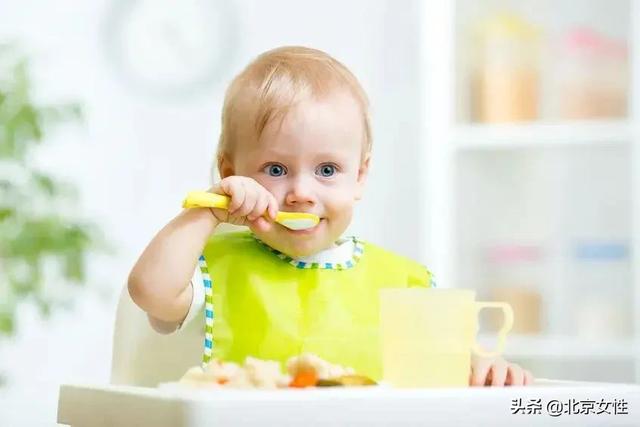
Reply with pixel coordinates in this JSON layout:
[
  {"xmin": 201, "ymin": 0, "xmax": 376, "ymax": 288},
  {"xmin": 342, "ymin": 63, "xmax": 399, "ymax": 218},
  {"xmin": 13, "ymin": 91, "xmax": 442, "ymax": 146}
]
[
  {"xmin": 257, "ymin": 149, "xmax": 350, "ymax": 162},
  {"xmin": 310, "ymin": 149, "xmax": 354, "ymax": 159},
  {"xmin": 253, "ymin": 146, "xmax": 291, "ymax": 157}
]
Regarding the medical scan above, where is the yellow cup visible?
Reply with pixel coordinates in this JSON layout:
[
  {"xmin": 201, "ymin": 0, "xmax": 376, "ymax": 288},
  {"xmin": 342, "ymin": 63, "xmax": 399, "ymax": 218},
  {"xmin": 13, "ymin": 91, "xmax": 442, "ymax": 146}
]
[{"xmin": 379, "ymin": 288, "xmax": 513, "ymax": 388}]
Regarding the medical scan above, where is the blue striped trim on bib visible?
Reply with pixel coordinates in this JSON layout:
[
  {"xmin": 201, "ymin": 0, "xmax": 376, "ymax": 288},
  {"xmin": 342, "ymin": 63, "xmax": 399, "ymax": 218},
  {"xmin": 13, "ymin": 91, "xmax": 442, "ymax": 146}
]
[
  {"xmin": 252, "ymin": 235, "xmax": 365, "ymax": 270},
  {"xmin": 200, "ymin": 255, "xmax": 214, "ymax": 368}
]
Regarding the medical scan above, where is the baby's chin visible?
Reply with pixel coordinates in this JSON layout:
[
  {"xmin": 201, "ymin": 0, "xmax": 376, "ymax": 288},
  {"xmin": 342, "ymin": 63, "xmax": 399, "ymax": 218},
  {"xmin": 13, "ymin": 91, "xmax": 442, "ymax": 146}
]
[
  {"xmin": 283, "ymin": 242, "xmax": 329, "ymax": 259},
  {"xmin": 255, "ymin": 230, "xmax": 340, "ymax": 259}
]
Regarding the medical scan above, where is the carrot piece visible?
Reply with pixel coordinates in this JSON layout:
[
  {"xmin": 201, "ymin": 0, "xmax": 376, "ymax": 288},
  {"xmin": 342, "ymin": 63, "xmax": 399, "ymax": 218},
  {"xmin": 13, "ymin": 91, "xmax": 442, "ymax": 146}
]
[{"xmin": 289, "ymin": 370, "xmax": 318, "ymax": 388}]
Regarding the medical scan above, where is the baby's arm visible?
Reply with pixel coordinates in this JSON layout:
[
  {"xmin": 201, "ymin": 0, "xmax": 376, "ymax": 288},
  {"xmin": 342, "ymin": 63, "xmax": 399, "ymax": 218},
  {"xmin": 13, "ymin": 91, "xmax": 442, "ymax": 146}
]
[
  {"xmin": 128, "ymin": 208, "xmax": 218, "ymax": 325},
  {"xmin": 128, "ymin": 177, "xmax": 278, "ymax": 328}
]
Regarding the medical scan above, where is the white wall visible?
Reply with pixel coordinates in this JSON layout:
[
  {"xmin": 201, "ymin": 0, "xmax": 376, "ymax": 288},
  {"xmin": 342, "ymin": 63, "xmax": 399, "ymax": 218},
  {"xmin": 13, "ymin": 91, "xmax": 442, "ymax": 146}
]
[{"xmin": 0, "ymin": 1, "xmax": 425, "ymax": 425}]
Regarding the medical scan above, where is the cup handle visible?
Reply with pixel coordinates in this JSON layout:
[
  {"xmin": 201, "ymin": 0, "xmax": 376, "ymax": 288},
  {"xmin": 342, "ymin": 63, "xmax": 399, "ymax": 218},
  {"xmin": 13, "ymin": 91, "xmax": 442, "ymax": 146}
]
[{"xmin": 471, "ymin": 302, "xmax": 514, "ymax": 358}]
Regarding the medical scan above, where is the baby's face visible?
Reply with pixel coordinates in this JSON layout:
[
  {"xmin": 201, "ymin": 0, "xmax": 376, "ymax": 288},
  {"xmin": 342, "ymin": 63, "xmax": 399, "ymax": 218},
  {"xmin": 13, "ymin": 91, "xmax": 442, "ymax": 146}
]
[{"xmin": 230, "ymin": 90, "xmax": 369, "ymax": 258}]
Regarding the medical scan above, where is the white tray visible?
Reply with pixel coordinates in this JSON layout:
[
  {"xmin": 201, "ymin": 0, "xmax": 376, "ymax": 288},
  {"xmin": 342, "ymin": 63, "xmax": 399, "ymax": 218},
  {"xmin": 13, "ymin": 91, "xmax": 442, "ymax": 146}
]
[{"xmin": 57, "ymin": 379, "xmax": 640, "ymax": 427}]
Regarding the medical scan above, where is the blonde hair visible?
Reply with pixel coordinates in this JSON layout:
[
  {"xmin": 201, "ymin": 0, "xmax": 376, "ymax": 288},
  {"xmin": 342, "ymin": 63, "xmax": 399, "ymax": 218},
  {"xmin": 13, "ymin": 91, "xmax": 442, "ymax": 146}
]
[{"xmin": 217, "ymin": 46, "xmax": 371, "ymax": 171}]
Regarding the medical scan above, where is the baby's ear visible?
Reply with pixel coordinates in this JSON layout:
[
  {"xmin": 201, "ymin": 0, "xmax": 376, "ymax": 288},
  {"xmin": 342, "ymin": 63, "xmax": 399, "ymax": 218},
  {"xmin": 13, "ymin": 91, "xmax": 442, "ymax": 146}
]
[
  {"xmin": 354, "ymin": 154, "xmax": 370, "ymax": 200},
  {"xmin": 218, "ymin": 155, "xmax": 235, "ymax": 179}
]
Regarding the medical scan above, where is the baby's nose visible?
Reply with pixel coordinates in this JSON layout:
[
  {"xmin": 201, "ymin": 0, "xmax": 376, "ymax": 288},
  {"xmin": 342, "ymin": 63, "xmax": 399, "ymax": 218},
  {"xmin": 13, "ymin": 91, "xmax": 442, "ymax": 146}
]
[{"xmin": 284, "ymin": 179, "xmax": 316, "ymax": 207}]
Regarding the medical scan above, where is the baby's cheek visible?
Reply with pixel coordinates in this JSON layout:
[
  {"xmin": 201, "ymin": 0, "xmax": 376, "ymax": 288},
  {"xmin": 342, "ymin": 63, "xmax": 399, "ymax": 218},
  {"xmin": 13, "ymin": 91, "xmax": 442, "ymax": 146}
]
[
  {"xmin": 325, "ymin": 198, "xmax": 353, "ymax": 221},
  {"xmin": 325, "ymin": 186, "xmax": 357, "ymax": 209},
  {"xmin": 325, "ymin": 200, "xmax": 354, "ymax": 237}
]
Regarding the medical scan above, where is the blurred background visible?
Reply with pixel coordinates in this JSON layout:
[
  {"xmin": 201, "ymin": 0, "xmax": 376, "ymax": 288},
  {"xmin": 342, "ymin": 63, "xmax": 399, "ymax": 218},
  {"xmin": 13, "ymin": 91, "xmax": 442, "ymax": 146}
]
[{"xmin": 0, "ymin": 0, "xmax": 638, "ymax": 425}]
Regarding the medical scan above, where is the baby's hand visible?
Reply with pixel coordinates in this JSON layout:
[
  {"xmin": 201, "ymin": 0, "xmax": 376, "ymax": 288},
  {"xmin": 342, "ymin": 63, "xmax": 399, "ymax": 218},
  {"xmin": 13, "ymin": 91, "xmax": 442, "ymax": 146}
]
[
  {"xmin": 469, "ymin": 354, "xmax": 534, "ymax": 387},
  {"xmin": 209, "ymin": 176, "xmax": 279, "ymax": 232}
]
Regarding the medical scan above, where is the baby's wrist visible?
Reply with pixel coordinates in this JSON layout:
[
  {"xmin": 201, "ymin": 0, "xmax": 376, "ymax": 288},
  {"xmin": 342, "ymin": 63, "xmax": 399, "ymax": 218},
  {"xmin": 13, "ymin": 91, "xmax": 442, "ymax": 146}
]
[
  {"xmin": 179, "ymin": 206, "xmax": 219, "ymax": 230},
  {"xmin": 207, "ymin": 208, "xmax": 222, "ymax": 228}
]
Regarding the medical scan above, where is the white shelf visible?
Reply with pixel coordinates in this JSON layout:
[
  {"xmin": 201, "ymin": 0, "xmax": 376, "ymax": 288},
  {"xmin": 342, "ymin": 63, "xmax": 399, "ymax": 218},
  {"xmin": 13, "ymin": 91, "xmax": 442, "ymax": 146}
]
[
  {"xmin": 422, "ymin": 0, "xmax": 640, "ymax": 383},
  {"xmin": 478, "ymin": 334, "xmax": 639, "ymax": 360},
  {"xmin": 452, "ymin": 120, "xmax": 632, "ymax": 150}
]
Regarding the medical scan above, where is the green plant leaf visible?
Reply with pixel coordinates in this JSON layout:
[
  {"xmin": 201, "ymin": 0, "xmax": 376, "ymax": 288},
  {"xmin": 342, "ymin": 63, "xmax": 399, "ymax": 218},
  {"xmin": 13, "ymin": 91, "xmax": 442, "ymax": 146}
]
[
  {"xmin": 0, "ymin": 207, "xmax": 14, "ymax": 221},
  {"xmin": 0, "ymin": 45, "xmax": 108, "ymax": 337},
  {"xmin": 63, "ymin": 253, "xmax": 85, "ymax": 282},
  {"xmin": 31, "ymin": 172, "xmax": 59, "ymax": 197},
  {"xmin": 0, "ymin": 309, "xmax": 15, "ymax": 335}
]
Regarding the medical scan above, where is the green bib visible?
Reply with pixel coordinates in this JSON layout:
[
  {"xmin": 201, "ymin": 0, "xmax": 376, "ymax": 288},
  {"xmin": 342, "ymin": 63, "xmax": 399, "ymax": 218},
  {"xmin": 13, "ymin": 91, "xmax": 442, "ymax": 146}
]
[{"xmin": 199, "ymin": 231, "xmax": 433, "ymax": 380}]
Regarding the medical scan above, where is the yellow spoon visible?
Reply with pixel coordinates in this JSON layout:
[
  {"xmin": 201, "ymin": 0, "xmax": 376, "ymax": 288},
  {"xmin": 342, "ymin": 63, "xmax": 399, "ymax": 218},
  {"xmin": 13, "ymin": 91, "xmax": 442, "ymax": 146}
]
[{"xmin": 182, "ymin": 191, "xmax": 320, "ymax": 231}]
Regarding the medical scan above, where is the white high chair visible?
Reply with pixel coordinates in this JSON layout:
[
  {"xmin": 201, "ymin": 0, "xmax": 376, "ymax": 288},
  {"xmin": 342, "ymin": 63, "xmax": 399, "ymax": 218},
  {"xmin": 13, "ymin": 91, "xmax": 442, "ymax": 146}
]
[
  {"xmin": 110, "ymin": 225, "xmax": 243, "ymax": 386},
  {"xmin": 110, "ymin": 284, "xmax": 204, "ymax": 387}
]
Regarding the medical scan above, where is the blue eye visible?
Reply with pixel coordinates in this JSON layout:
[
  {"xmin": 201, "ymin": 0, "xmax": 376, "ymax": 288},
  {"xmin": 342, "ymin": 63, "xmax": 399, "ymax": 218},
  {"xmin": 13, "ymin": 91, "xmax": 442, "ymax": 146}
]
[
  {"xmin": 264, "ymin": 164, "xmax": 286, "ymax": 177},
  {"xmin": 317, "ymin": 164, "xmax": 336, "ymax": 177}
]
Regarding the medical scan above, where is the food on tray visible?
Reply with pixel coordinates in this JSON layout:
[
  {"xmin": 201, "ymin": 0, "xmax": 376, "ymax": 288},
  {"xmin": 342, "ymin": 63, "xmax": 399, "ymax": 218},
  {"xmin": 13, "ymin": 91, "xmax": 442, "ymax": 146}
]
[
  {"xmin": 178, "ymin": 353, "xmax": 376, "ymax": 389},
  {"xmin": 316, "ymin": 375, "xmax": 377, "ymax": 387},
  {"xmin": 180, "ymin": 357, "xmax": 287, "ymax": 389}
]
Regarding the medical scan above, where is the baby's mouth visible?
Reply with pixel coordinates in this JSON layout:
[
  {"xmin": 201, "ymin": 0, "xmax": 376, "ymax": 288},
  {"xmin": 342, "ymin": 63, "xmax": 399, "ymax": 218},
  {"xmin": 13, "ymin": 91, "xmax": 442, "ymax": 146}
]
[{"xmin": 283, "ymin": 218, "xmax": 325, "ymax": 234}]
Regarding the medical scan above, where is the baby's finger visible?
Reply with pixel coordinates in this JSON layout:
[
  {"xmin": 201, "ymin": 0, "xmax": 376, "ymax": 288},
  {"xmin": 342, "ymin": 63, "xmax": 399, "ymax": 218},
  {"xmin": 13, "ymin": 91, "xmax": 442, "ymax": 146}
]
[
  {"xmin": 225, "ymin": 180, "xmax": 246, "ymax": 213},
  {"xmin": 524, "ymin": 370, "xmax": 534, "ymax": 386},
  {"xmin": 506, "ymin": 364, "xmax": 524, "ymax": 386},
  {"xmin": 216, "ymin": 178, "xmax": 237, "ymax": 197},
  {"xmin": 235, "ymin": 185, "xmax": 259, "ymax": 218},
  {"xmin": 250, "ymin": 217, "xmax": 273, "ymax": 233},
  {"xmin": 490, "ymin": 362, "xmax": 508, "ymax": 387},
  {"xmin": 209, "ymin": 182, "xmax": 223, "ymax": 195},
  {"xmin": 248, "ymin": 192, "xmax": 270, "ymax": 222},
  {"xmin": 248, "ymin": 181, "xmax": 276, "ymax": 220},
  {"xmin": 267, "ymin": 194, "xmax": 279, "ymax": 220},
  {"xmin": 470, "ymin": 361, "xmax": 491, "ymax": 387}
]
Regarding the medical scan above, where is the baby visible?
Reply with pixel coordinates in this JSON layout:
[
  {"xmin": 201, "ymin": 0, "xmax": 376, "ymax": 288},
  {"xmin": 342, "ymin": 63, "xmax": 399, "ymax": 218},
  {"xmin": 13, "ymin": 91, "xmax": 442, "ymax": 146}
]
[{"xmin": 128, "ymin": 46, "xmax": 533, "ymax": 387}]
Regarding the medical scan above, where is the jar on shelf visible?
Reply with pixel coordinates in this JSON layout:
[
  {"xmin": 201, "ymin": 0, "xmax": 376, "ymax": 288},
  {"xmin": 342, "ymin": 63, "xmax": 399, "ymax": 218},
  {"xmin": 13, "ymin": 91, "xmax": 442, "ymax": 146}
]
[
  {"xmin": 482, "ymin": 243, "xmax": 545, "ymax": 334},
  {"xmin": 470, "ymin": 12, "xmax": 541, "ymax": 123},
  {"xmin": 568, "ymin": 240, "xmax": 632, "ymax": 339},
  {"xmin": 554, "ymin": 27, "xmax": 628, "ymax": 119}
]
